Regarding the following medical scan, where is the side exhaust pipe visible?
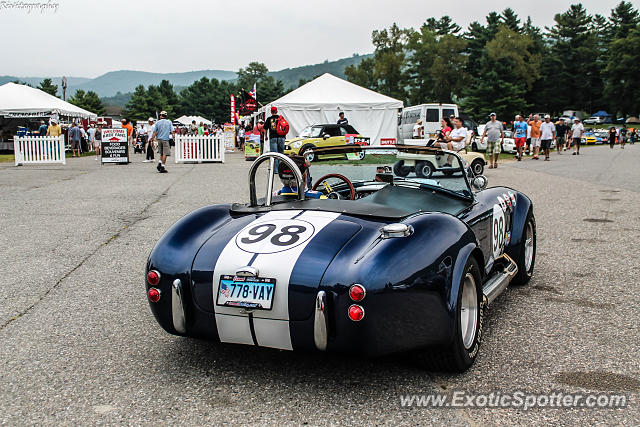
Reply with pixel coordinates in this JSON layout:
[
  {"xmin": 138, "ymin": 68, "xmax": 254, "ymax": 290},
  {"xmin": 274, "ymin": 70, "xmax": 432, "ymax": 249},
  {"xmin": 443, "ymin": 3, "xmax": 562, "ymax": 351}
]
[{"xmin": 482, "ymin": 254, "xmax": 518, "ymax": 306}]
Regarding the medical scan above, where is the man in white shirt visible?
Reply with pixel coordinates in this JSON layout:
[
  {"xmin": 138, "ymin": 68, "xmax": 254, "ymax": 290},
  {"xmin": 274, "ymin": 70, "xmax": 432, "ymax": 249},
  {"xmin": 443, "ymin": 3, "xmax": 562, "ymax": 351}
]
[
  {"xmin": 571, "ymin": 118, "xmax": 584, "ymax": 155},
  {"xmin": 87, "ymin": 124, "xmax": 96, "ymax": 153},
  {"xmin": 442, "ymin": 117, "xmax": 467, "ymax": 151},
  {"xmin": 438, "ymin": 117, "xmax": 467, "ymax": 167},
  {"xmin": 412, "ymin": 119, "xmax": 424, "ymax": 139},
  {"xmin": 539, "ymin": 115, "xmax": 556, "ymax": 161}
]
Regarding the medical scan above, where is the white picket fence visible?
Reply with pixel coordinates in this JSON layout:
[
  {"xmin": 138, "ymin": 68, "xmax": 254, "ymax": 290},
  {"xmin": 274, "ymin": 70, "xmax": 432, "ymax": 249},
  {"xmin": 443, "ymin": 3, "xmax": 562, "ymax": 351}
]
[
  {"xmin": 174, "ymin": 135, "xmax": 225, "ymax": 163},
  {"xmin": 14, "ymin": 135, "xmax": 66, "ymax": 166}
]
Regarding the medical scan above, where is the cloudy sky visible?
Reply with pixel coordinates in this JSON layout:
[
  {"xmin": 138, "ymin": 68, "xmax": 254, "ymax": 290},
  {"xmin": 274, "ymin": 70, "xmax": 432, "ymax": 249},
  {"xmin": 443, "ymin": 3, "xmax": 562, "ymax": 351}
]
[{"xmin": 0, "ymin": 0, "xmax": 624, "ymax": 77}]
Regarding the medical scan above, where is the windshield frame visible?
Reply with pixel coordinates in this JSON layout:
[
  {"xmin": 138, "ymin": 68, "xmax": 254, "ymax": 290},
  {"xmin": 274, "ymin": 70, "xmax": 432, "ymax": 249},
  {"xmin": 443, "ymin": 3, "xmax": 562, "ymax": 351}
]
[{"xmin": 308, "ymin": 144, "xmax": 476, "ymax": 201}]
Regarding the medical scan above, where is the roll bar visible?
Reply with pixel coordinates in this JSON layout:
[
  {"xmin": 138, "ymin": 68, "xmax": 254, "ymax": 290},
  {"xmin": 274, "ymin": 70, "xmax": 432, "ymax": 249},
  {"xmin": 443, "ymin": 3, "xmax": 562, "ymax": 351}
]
[{"xmin": 248, "ymin": 152, "xmax": 305, "ymax": 207}]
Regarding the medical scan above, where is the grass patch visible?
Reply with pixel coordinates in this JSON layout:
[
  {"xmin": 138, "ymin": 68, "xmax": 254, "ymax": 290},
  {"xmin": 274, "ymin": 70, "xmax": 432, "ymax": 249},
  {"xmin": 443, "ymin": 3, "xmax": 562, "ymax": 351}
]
[{"xmin": 0, "ymin": 154, "xmax": 15, "ymax": 163}]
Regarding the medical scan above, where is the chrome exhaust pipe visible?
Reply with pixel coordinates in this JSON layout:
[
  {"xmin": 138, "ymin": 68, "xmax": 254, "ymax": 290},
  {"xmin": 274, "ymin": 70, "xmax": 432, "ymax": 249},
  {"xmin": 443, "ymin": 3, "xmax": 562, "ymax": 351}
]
[{"xmin": 482, "ymin": 254, "xmax": 518, "ymax": 305}]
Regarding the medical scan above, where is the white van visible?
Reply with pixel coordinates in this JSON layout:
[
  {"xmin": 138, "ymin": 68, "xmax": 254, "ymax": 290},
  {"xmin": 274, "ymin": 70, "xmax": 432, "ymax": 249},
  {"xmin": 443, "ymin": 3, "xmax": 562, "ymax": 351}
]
[{"xmin": 398, "ymin": 103, "xmax": 459, "ymax": 141}]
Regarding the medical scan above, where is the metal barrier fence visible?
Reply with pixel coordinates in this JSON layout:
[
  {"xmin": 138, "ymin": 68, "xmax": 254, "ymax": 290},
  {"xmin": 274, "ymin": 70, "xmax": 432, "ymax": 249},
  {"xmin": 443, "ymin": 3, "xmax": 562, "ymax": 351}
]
[
  {"xmin": 174, "ymin": 135, "xmax": 225, "ymax": 163},
  {"xmin": 14, "ymin": 135, "xmax": 66, "ymax": 166}
]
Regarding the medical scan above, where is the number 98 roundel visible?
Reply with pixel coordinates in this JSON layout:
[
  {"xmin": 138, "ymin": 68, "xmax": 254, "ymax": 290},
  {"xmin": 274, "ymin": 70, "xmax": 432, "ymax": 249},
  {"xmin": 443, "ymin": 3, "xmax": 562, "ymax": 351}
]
[{"xmin": 235, "ymin": 219, "xmax": 316, "ymax": 254}]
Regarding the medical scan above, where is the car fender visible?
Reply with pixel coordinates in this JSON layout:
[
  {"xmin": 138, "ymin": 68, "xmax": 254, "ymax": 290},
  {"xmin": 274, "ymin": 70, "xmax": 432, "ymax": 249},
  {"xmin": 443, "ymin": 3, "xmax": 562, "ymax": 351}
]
[{"xmin": 504, "ymin": 192, "xmax": 533, "ymax": 261}]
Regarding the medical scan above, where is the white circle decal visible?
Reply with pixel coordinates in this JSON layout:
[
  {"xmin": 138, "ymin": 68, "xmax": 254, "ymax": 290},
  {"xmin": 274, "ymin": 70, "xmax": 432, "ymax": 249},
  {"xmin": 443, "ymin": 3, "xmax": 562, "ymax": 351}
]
[{"xmin": 235, "ymin": 219, "xmax": 316, "ymax": 254}]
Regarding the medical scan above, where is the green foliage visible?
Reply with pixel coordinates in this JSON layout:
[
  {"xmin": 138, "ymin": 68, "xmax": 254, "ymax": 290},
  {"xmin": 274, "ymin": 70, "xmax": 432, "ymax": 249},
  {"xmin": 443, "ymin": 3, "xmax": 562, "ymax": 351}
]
[
  {"xmin": 344, "ymin": 57, "xmax": 377, "ymax": 90},
  {"xmin": 37, "ymin": 78, "xmax": 58, "ymax": 97},
  {"xmin": 179, "ymin": 77, "xmax": 236, "ymax": 123},
  {"xmin": 68, "ymin": 89, "xmax": 106, "ymax": 115},
  {"xmin": 604, "ymin": 25, "xmax": 640, "ymax": 115}
]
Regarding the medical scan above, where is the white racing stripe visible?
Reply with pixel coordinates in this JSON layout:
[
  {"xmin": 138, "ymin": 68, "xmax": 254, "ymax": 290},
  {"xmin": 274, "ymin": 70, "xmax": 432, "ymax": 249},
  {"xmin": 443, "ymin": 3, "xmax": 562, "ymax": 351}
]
[{"xmin": 212, "ymin": 210, "xmax": 340, "ymax": 349}]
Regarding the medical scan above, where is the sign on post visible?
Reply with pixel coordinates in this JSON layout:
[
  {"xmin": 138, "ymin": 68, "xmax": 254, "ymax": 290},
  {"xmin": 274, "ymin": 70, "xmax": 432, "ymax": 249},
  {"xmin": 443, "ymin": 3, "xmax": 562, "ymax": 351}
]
[{"xmin": 101, "ymin": 128, "xmax": 129, "ymax": 164}]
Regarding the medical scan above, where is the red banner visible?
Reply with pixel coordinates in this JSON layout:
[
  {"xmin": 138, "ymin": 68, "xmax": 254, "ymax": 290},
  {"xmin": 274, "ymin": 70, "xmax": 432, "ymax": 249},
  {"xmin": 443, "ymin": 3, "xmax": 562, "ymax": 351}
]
[{"xmin": 230, "ymin": 94, "xmax": 236, "ymax": 125}]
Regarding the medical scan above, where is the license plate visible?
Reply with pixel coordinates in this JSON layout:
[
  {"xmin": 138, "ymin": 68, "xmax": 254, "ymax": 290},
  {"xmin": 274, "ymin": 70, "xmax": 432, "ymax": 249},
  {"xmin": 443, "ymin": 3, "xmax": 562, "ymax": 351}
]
[{"xmin": 216, "ymin": 275, "xmax": 276, "ymax": 310}]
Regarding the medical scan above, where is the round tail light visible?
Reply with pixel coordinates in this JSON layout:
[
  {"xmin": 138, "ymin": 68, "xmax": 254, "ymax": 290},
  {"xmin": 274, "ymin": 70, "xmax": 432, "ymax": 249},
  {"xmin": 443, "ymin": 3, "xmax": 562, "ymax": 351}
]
[
  {"xmin": 148, "ymin": 287, "xmax": 161, "ymax": 303},
  {"xmin": 348, "ymin": 304, "xmax": 365, "ymax": 322},
  {"xmin": 147, "ymin": 270, "xmax": 160, "ymax": 285},
  {"xmin": 349, "ymin": 284, "xmax": 366, "ymax": 301}
]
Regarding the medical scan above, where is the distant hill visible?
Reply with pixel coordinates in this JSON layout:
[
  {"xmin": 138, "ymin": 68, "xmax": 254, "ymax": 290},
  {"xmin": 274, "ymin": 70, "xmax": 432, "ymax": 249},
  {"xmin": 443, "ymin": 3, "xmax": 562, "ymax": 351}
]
[
  {"xmin": 268, "ymin": 54, "xmax": 372, "ymax": 89},
  {"xmin": 67, "ymin": 70, "xmax": 237, "ymax": 97},
  {"xmin": 5, "ymin": 54, "xmax": 372, "ymax": 106}
]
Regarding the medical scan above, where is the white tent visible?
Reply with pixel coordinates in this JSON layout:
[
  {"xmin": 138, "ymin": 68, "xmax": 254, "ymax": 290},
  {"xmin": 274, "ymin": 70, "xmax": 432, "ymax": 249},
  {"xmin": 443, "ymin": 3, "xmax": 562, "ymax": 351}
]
[
  {"xmin": 265, "ymin": 73, "xmax": 403, "ymax": 145},
  {"xmin": 175, "ymin": 115, "xmax": 212, "ymax": 126},
  {"xmin": 0, "ymin": 82, "xmax": 96, "ymax": 119}
]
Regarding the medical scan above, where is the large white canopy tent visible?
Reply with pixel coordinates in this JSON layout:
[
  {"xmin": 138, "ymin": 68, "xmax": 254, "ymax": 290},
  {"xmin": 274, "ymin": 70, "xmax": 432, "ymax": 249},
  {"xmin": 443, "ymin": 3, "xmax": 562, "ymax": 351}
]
[
  {"xmin": 174, "ymin": 115, "xmax": 212, "ymax": 127},
  {"xmin": 263, "ymin": 73, "xmax": 403, "ymax": 145},
  {"xmin": 0, "ymin": 82, "xmax": 97, "ymax": 119}
]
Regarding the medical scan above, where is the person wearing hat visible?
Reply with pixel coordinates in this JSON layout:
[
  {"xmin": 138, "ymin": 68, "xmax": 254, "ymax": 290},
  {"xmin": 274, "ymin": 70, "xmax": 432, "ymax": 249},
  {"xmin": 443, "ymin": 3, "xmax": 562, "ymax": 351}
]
[
  {"xmin": 143, "ymin": 117, "xmax": 156, "ymax": 163},
  {"xmin": 571, "ymin": 117, "xmax": 584, "ymax": 155},
  {"xmin": 480, "ymin": 112, "xmax": 504, "ymax": 169},
  {"xmin": 540, "ymin": 115, "xmax": 556, "ymax": 161},
  {"xmin": 276, "ymin": 155, "xmax": 326, "ymax": 199},
  {"xmin": 337, "ymin": 112, "xmax": 348, "ymax": 125},
  {"xmin": 38, "ymin": 120, "xmax": 48, "ymax": 136},
  {"xmin": 46, "ymin": 118, "xmax": 61, "ymax": 137},
  {"xmin": 149, "ymin": 111, "xmax": 174, "ymax": 173},
  {"xmin": 264, "ymin": 106, "xmax": 285, "ymax": 167},
  {"xmin": 412, "ymin": 119, "xmax": 424, "ymax": 139}
]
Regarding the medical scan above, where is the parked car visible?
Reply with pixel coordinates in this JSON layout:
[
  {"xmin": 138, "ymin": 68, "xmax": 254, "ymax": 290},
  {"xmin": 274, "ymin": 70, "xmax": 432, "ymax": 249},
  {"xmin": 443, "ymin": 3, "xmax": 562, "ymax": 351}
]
[
  {"xmin": 284, "ymin": 124, "xmax": 368, "ymax": 162},
  {"xmin": 145, "ymin": 147, "xmax": 536, "ymax": 372}
]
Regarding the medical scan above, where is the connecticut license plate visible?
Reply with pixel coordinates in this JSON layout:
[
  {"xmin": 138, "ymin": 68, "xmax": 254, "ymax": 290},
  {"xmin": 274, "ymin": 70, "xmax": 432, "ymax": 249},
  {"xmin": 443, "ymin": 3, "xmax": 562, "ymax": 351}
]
[{"xmin": 216, "ymin": 275, "xmax": 276, "ymax": 310}]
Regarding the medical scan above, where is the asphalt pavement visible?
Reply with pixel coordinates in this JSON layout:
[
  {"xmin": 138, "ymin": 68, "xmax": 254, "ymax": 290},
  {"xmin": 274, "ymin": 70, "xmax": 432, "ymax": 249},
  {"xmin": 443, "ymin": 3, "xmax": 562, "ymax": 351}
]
[{"xmin": 1, "ymin": 145, "xmax": 639, "ymax": 425}]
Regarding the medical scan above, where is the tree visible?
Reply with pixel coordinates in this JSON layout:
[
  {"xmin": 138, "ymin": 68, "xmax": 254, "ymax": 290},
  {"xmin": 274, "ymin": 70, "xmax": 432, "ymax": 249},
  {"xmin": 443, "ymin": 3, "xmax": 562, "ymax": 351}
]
[
  {"xmin": 546, "ymin": 4, "xmax": 605, "ymax": 113},
  {"xmin": 371, "ymin": 23, "xmax": 409, "ymax": 101},
  {"xmin": 157, "ymin": 79, "xmax": 181, "ymax": 116},
  {"xmin": 37, "ymin": 78, "xmax": 58, "ymax": 97},
  {"xmin": 500, "ymin": 8, "xmax": 521, "ymax": 32},
  {"xmin": 68, "ymin": 89, "xmax": 106, "ymax": 115},
  {"xmin": 406, "ymin": 26, "xmax": 468, "ymax": 104},
  {"xmin": 604, "ymin": 25, "xmax": 640, "ymax": 115},
  {"xmin": 237, "ymin": 62, "xmax": 269, "ymax": 92},
  {"xmin": 462, "ymin": 26, "xmax": 539, "ymax": 120},
  {"xmin": 424, "ymin": 16, "xmax": 461, "ymax": 35},
  {"xmin": 344, "ymin": 57, "xmax": 377, "ymax": 90},
  {"xmin": 124, "ymin": 85, "xmax": 152, "ymax": 120},
  {"xmin": 607, "ymin": 1, "xmax": 640, "ymax": 39}
]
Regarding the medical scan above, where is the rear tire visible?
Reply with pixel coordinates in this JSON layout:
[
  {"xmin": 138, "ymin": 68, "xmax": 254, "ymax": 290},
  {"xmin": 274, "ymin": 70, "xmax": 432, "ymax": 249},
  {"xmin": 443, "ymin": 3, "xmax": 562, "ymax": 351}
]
[
  {"xmin": 393, "ymin": 160, "xmax": 411, "ymax": 177},
  {"xmin": 512, "ymin": 211, "xmax": 536, "ymax": 285},
  {"xmin": 423, "ymin": 257, "xmax": 483, "ymax": 372},
  {"xmin": 415, "ymin": 161, "xmax": 435, "ymax": 178}
]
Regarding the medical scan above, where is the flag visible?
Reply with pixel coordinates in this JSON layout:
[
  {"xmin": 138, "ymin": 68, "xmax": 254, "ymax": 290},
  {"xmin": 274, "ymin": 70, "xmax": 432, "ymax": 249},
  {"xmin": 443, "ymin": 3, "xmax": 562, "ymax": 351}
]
[
  {"xmin": 220, "ymin": 283, "xmax": 230, "ymax": 297},
  {"xmin": 249, "ymin": 83, "xmax": 256, "ymax": 100}
]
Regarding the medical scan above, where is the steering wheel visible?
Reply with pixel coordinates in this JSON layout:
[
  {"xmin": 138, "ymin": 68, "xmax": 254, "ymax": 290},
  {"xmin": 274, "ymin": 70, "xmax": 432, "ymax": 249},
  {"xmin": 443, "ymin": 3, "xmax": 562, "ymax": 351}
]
[{"xmin": 312, "ymin": 174, "xmax": 356, "ymax": 200}]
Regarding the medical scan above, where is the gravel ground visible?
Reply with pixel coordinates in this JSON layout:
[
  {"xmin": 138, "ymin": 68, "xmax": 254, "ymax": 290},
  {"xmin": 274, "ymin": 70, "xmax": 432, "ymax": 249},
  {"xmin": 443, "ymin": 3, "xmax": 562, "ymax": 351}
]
[{"xmin": 0, "ymin": 145, "xmax": 638, "ymax": 425}]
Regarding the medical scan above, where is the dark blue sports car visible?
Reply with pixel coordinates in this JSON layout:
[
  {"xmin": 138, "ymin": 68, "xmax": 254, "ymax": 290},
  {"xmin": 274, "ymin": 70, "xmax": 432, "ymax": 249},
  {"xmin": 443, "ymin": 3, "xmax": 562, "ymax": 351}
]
[{"xmin": 145, "ymin": 146, "xmax": 536, "ymax": 372}]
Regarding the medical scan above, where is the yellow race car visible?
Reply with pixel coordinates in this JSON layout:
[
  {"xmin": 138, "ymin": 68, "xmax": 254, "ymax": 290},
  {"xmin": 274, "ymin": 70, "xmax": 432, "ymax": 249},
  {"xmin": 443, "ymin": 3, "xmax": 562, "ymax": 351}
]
[{"xmin": 284, "ymin": 123, "xmax": 369, "ymax": 162}]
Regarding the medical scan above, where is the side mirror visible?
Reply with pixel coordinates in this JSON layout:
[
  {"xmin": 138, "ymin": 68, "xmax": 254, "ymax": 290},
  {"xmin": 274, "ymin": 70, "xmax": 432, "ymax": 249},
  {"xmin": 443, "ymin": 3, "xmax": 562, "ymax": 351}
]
[
  {"xmin": 472, "ymin": 175, "xmax": 488, "ymax": 191},
  {"xmin": 323, "ymin": 134, "xmax": 330, "ymax": 140}
]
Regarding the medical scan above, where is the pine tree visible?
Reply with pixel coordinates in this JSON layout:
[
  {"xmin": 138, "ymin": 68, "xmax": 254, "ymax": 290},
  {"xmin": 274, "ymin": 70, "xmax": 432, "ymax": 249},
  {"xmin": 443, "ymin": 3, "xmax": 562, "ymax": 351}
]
[
  {"xmin": 604, "ymin": 25, "xmax": 640, "ymax": 115},
  {"xmin": 608, "ymin": 1, "xmax": 640, "ymax": 39},
  {"xmin": 37, "ymin": 78, "xmax": 58, "ymax": 97},
  {"xmin": 546, "ymin": 4, "xmax": 604, "ymax": 113},
  {"xmin": 124, "ymin": 85, "xmax": 152, "ymax": 120}
]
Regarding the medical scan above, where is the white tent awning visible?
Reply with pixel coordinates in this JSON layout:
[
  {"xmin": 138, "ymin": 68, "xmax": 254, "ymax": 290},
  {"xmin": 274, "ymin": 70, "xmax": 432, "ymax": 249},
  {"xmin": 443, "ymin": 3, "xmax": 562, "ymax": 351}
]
[
  {"xmin": 265, "ymin": 73, "xmax": 403, "ymax": 145},
  {"xmin": 0, "ymin": 82, "xmax": 97, "ymax": 119},
  {"xmin": 175, "ymin": 115, "xmax": 212, "ymax": 126}
]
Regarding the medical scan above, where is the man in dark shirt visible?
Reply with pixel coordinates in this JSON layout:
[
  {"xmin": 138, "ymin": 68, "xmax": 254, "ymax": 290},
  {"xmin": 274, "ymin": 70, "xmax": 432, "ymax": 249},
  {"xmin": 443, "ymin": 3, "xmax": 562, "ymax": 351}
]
[
  {"xmin": 38, "ymin": 120, "xmax": 48, "ymax": 136},
  {"xmin": 555, "ymin": 121, "xmax": 569, "ymax": 153},
  {"xmin": 337, "ymin": 112, "xmax": 348, "ymax": 125},
  {"xmin": 264, "ymin": 106, "xmax": 285, "ymax": 168}
]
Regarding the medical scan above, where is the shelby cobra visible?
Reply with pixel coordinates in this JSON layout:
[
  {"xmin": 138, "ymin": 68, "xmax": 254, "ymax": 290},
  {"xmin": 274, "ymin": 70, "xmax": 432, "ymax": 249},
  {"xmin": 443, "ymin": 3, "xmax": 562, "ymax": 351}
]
[{"xmin": 146, "ymin": 146, "xmax": 536, "ymax": 372}]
